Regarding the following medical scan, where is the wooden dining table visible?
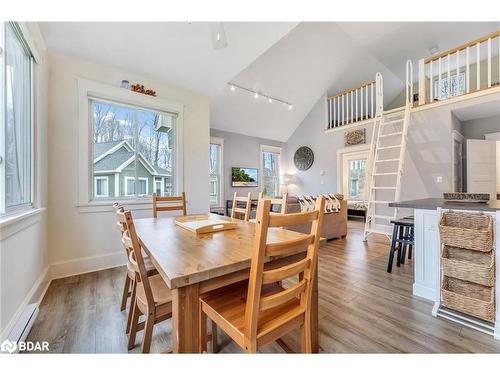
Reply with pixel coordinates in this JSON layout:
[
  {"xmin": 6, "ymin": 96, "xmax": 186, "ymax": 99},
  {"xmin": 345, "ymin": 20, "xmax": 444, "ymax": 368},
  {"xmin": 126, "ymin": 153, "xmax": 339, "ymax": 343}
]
[{"xmin": 134, "ymin": 213, "xmax": 320, "ymax": 353}]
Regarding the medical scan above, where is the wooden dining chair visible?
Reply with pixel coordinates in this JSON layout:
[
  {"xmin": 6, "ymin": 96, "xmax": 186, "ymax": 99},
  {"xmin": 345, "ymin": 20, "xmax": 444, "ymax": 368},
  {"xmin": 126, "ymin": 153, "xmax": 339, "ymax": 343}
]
[
  {"xmin": 231, "ymin": 192, "xmax": 252, "ymax": 221},
  {"xmin": 199, "ymin": 196, "xmax": 325, "ymax": 353},
  {"xmin": 113, "ymin": 203, "xmax": 158, "ymax": 335},
  {"xmin": 258, "ymin": 192, "xmax": 289, "ymax": 214},
  {"xmin": 152, "ymin": 192, "xmax": 187, "ymax": 218},
  {"xmin": 118, "ymin": 209, "xmax": 173, "ymax": 353}
]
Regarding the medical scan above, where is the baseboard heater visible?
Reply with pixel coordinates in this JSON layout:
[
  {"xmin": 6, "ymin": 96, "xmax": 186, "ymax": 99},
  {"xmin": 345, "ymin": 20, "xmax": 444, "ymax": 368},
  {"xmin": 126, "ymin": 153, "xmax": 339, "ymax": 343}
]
[
  {"xmin": 4, "ymin": 303, "xmax": 39, "ymax": 353},
  {"xmin": 436, "ymin": 305, "xmax": 495, "ymax": 336}
]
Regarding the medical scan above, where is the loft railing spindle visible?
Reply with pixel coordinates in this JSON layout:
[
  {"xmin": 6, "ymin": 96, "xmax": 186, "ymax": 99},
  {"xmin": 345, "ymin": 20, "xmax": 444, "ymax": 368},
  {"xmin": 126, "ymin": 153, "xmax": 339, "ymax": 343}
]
[
  {"xmin": 365, "ymin": 86, "xmax": 369, "ymax": 119},
  {"xmin": 447, "ymin": 54, "xmax": 451, "ymax": 98},
  {"xmin": 476, "ymin": 42, "xmax": 480, "ymax": 91},
  {"xmin": 332, "ymin": 98, "xmax": 336, "ymax": 128},
  {"xmin": 466, "ymin": 46, "xmax": 470, "ymax": 93},
  {"xmin": 370, "ymin": 83, "xmax": 374, "ymax": 118},
  {"xmin": 337, "ymin": 96, "xmax": 340, "ymax": 126},
  {"xmin": 355, "ymin": 89, "xmax": 358, "ymax": 121},
  {"xmin": 438, "ymin": 57, "xmax": 442, "ymax": 100},
  {"xmin": 350, "ymin": 91, "xmax": 353, "ymax": 123},
  {"xmin": 429, "ymin": 60, "xmax": 433, "ymax": 101},
  {"xmin": 346, "ymin": 92, "xmax": 350, "ymax": 124},
  {"xmin": 329, "ymin": 98, "xmax": 332, "ymax": 128},
  {"xmin": 487, "ymin": 37, "xmax": 491, "ymax": 88}
]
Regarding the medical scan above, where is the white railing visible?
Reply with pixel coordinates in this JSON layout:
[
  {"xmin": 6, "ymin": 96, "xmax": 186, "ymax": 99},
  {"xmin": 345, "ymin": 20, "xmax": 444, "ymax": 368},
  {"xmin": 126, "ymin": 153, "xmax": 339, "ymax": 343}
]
[
  {"xmin": 326, "ymin": 73, "xmax": 383, "ymax": 129},
  {"xmin": 418, "ymin": 30, "xmax": 500, "ymax": 106},
  {"xmin": 406, "ymin": 59, "xmax": 413, "ymax": 107}
]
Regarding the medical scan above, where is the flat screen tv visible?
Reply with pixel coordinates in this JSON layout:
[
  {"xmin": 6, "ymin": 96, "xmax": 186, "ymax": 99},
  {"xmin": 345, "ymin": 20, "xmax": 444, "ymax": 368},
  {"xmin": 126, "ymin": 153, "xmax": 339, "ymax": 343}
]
[{"xmin": 232, "ymin": 167, "xmax": 258, "ymax": 187}]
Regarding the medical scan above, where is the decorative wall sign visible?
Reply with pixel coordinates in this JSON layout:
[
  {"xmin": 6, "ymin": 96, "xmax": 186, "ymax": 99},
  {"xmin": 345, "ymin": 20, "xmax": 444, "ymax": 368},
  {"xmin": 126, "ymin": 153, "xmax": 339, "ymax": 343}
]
[
  {"xmin": 294, "ymin": 146, "xmax": 314, "ymax": 171},
  {"xmin": 131, "ymin": 83, "xmax": 157, "ymax": 97},
  {"xmin": 344, "ymin": 128, "xmax": 366, "ymax": 146}
]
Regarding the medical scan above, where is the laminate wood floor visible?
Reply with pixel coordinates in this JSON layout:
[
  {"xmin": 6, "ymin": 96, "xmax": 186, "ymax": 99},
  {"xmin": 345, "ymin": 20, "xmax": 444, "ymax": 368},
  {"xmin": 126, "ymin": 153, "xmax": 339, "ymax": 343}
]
[{"xmin": 26, "ymin": 221, "xmax": 500, "ymax": 353}]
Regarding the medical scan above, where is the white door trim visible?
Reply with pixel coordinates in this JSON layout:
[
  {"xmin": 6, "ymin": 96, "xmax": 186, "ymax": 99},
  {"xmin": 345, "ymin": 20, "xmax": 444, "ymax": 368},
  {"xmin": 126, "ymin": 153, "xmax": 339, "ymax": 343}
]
[
  {"xmin": 336, "ymin": 144, "xmax": 370, "ymax": 196},
  {"xmin": 451, "ymin": 130, "xmax": 464, "ymax": 193}
]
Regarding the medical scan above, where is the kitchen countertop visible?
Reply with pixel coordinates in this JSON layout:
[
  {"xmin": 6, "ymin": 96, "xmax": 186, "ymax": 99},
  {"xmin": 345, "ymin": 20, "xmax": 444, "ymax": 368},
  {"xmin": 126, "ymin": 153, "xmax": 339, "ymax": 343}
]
[{"xmin": 389, "ymin": 198, "xmax": 500, "ymax": 212}]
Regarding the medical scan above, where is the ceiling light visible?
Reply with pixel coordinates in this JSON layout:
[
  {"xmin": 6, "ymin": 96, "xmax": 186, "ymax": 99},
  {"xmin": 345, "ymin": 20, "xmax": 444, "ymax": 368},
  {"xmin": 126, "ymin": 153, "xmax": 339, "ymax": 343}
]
[
  {"xmin": 211, "ymin": 23, "xmax": 228, "ymax": 50},
  {"xmin": 227, "ymin": 82, "xmax": 292, "ymax": 110}
]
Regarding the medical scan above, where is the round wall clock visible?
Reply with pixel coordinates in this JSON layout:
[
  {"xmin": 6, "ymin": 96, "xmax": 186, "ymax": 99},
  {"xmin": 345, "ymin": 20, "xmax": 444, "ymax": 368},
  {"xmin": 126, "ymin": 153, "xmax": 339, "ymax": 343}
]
[{"xmin": 294, "ymin": 146, "xmax": 314, "ymax": 171}]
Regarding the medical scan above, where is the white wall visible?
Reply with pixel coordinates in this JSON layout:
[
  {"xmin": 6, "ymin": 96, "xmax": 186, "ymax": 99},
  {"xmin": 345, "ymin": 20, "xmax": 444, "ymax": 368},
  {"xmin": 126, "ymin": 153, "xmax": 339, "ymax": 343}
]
[
  {"xmin": 46, "ymin": 52, "xmax": 210, "ymax": 277},
  {"xmin": 282, "ymin": 94, "xmax": 458, "ymax": 200},
  {"xmin": 282, "ymin": 94, "xmax": 376, "ymax": 197},
  {"xmin": 0, "ymin": 23, "xmax": 50, "ymax": 338},
  {"xmin": 210, "ymin": 129, "xmax": 283, "ymax": 204},
  {"xmin": 497, "ymin": 142, "xmax": 500, "ymax": 193},
  {"xmin": 461, "ymin": 115, "xmax": 500, "ymax": 140}
]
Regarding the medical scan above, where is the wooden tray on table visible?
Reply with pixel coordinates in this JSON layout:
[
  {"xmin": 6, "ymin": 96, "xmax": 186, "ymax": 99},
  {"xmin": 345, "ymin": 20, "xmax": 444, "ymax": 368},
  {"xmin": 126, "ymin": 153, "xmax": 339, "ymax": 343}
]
[{"xmin": 175, "ymin": 214, "xmax": 237, "ymax": 234}]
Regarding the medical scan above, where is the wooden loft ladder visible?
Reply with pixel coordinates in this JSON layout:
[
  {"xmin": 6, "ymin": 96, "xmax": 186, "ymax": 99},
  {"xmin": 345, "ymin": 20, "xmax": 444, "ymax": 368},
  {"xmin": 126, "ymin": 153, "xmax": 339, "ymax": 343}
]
[
  {"xmin": 364, "ymin": 61, "xmax": 413, "ymax": 240},
  {"xmin": 363, "ymin": 105, "xmax": 410, "ymax": 239}
]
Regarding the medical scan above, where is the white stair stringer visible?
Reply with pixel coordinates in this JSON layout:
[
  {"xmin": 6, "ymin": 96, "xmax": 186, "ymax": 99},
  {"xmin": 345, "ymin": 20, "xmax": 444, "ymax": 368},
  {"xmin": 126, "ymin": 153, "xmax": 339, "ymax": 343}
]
[{"xmin": 363, "ymin": 104, "xmax": 411, "ymax": 240}]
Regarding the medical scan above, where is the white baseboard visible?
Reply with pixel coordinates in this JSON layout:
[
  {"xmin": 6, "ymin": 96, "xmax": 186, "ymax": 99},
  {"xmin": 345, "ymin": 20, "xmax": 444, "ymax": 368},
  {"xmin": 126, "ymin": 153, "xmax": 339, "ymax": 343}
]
[
  {"xmin": 50, "ymin": 251, "xmax": 126, "ymax": 280},
  {"xmin": 1, "ymin": 251, "xmax": 127, "ymax": 344},
  {"xmin": 413, "ymin": 283, "xmax": 438, "ymax": 302},
  {"xmin": 1, "ymin": 266, "xmax": 50, "ymax": 341}
]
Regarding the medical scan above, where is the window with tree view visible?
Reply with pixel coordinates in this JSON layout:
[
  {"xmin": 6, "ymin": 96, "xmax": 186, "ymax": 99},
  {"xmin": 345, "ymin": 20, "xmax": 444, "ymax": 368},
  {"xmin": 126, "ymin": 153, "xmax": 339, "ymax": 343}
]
[
  {"xmin": 2, "ymin": 23, "xmax": 34, "ymax": 215},
  {"xmin": 209, "ymin": 142, "xmax": 222, "ymax": 206},
  {"xmin": 262, "ymin": 148, "xmax": 280, "ymax": 198},
  {"xmin": 348, "ymin": 159, "xmax": 366, "ymax": 200},
  {"xmin": 92, "ymin": 99, "xmax": 176, "ymax": 199}
]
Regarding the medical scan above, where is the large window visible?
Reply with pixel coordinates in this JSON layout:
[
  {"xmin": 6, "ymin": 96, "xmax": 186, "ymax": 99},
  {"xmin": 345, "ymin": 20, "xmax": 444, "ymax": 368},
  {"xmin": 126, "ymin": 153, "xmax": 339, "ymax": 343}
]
[
  {"xmin": 91, "ymin": 99, "xmax": 176, "ymax": 200},
  {"xmin": 347, "ymin": 158, "xmax": 367, "ymax": 200},
  {"xmin": 433, "ymin": 72, "xmax": 465, "ymax": 100},
  {"xmin": 261, "ymin": 145, "xmax": 281, "ymax": 198},
  {"xmin": 209, "ymin": 138, "xmax": 223, "ymax": 207},
  {"xmin": 340, "ymin": 149, "xmax": 368, "ymax": 201},
  {"xmin": 1, "ymin": 23, "xmax": 34, "ymax": 215}
]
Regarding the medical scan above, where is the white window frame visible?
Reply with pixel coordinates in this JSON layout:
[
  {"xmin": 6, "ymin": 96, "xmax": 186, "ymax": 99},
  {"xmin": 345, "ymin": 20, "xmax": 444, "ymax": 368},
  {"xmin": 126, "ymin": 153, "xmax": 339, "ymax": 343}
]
[
  {"xmin": 0, "ymin": 22, "xmax": 40, "ymax": 219},
  {"xmin": 260, "ymin": 144, "xmax": 282, "ymax": 198},
  {"xmin": 138, "ymin": 177, "xmax": 148, "ymax": 197},
  {"xmin": 336, "ymin": 144, "xmax": 370, "ymax": 202},
  {"xmin": 155, "ymin": 179, "xmax": 163, "ymax": 196},
  {"xmin": 77, "ymin": 78, "xmax": 184, "ymax": 210},
  {"xmin": 93, "ymin": 176, "xmax": 109, "ymax": 198},
  {"xmin": 210, "ymin": 136, "xmax": 224, "ymax": 208},
  {"xmin": 124, "ymin": 176, "xmax": 135, "ymax": 197}
]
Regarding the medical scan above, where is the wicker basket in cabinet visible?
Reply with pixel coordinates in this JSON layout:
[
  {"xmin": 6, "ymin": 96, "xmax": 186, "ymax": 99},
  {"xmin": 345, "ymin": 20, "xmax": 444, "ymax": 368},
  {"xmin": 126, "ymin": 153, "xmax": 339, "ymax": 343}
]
[
  {"xmin": 441, "ymin": 245, "xmax": 495, "ymax": 287},
  {"xmin": 441, "ymin": 276, "xmax": 495, "ymax": 322},
  {"xmin": 439, "ymin": 212, "xmax": 493, "ymax": 252}
]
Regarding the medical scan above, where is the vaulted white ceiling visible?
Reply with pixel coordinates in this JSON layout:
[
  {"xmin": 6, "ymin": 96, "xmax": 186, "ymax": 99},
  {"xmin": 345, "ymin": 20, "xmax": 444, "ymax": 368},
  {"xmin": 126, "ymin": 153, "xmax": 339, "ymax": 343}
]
[
  {"xmin": 39, "ymin": 22, "xmax": 499, "ymax": 142},
  {"xmin": 38, "ymin": 22, "xmax": 297, "ymax": 96}
]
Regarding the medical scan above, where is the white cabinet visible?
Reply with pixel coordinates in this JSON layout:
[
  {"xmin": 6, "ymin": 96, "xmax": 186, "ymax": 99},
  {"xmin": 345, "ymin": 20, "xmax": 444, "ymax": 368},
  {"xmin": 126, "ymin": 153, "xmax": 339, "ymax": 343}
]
[{"xmin": 413, "ymin": 209, "xmax": 440, "ymax": 302}]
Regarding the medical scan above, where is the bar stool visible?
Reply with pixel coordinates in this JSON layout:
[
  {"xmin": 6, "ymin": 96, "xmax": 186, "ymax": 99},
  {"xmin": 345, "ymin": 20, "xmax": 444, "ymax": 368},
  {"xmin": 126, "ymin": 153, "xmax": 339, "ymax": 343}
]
[{"xmin": 387, "ymin": 216, "xmax": 414, "ymax": 273}]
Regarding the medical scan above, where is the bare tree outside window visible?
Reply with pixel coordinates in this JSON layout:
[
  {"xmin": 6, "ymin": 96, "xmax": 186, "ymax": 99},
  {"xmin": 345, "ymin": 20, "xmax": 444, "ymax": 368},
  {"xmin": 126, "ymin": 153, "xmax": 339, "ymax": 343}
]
[{"xmin": 91, "ymin": 100, "xmax": 176, "ymax": 199}]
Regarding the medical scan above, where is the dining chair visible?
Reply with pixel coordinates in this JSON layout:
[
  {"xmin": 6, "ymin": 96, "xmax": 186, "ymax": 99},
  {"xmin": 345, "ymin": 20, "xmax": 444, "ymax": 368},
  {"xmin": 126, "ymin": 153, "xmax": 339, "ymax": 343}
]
[
  {"xmin": 152, "ymin": 192, "xmax": 187, "ymax": 218},
  {"xmin": 113, "ymin": 203, "xmax": 158, "ymax": 335},
  {"xmin": 258, "ymin": 192, "xmax": 289, "ymax": 214},
  {"xmin": 118, "ymin": 209, "xmax": 174, "ymax": 353},
  {"xmin": 231, "ymin": 192, "xmax": 252, "ymax": 221},
  {"xmin": 199, "ymin": 196, "xmax": 325, "ymax": 353}
]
